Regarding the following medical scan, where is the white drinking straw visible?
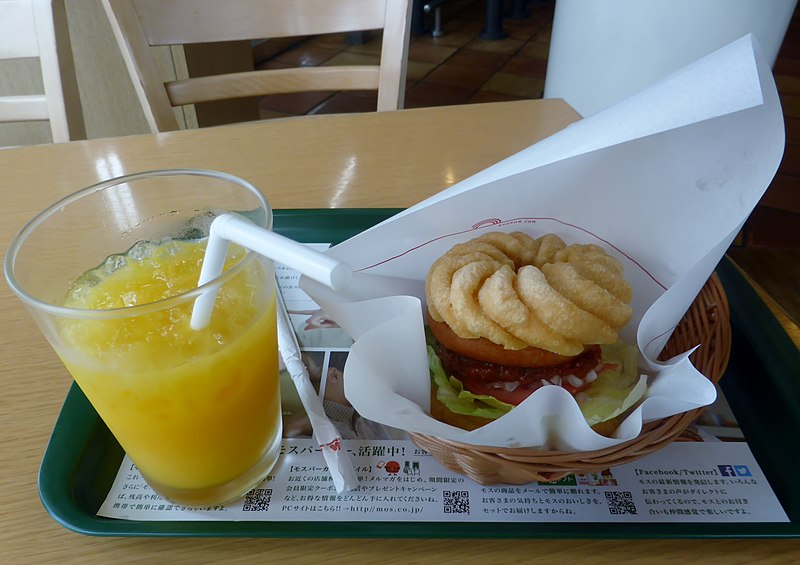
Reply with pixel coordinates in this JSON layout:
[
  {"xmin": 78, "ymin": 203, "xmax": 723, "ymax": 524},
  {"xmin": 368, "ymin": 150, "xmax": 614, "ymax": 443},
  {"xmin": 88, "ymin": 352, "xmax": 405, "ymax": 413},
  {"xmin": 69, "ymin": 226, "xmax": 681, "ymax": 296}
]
[
  {"xmin": 190, "ymin": 212, "xmax": 359, "ymax": 492},
  {"xmin": 190, "ymin": 213, "xmax": 352, "ymax": 330}
]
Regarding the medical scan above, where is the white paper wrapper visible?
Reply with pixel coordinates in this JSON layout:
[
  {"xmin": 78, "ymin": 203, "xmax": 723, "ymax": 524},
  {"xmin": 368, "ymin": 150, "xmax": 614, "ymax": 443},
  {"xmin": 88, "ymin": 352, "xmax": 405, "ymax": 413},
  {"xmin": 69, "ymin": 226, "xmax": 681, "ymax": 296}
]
[
  {"xmin": 275, "ymin": 289, "xmax": 359, "ymax": 492},
  {"xmin": 301, "ymin": 35, "xmax": 785, "ymax": 451}
]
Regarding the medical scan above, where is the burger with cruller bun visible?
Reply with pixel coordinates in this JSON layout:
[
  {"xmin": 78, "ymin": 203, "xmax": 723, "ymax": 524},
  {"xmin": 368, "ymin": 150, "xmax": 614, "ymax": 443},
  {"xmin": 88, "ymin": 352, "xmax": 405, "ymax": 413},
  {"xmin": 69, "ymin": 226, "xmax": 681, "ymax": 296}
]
[{"xmin": 425, "ymin": 231, "xmax": 646, "ymax": 435}]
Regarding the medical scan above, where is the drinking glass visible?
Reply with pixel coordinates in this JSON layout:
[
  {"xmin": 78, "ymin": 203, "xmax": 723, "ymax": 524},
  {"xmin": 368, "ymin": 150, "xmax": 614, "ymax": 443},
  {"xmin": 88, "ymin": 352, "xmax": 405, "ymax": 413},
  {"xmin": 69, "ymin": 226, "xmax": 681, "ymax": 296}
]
[{"xmin": 5, "ymin": 169, "xmax": 281, "ymax": 506}]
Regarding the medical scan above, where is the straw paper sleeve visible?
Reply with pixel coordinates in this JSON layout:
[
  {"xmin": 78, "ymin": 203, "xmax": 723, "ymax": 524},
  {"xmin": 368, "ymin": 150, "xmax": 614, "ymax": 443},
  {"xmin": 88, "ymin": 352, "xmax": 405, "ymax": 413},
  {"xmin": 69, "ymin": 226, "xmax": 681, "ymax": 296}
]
[{"xmin": 275, "ymin": 289, "xmax": 359, "ymax": 492}]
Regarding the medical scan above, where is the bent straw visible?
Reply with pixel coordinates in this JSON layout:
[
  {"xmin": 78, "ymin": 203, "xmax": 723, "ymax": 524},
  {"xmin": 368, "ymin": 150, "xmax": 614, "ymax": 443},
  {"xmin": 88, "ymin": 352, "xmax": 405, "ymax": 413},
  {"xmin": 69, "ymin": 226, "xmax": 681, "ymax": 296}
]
[
  {"xmin": 190, "ymin": 213, "xmax": 352, "ymax": 330},
  {"xmin": 189, "ymin": 213, "xmax": 357, "ymax": 491}
]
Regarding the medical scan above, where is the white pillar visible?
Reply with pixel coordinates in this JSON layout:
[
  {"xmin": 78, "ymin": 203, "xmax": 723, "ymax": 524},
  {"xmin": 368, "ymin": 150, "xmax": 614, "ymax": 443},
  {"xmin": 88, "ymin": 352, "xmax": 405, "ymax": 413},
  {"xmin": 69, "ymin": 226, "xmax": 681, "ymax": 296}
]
[{"xmin": 544, "ymin": 0, "xmax": 797, "ymax": 116}]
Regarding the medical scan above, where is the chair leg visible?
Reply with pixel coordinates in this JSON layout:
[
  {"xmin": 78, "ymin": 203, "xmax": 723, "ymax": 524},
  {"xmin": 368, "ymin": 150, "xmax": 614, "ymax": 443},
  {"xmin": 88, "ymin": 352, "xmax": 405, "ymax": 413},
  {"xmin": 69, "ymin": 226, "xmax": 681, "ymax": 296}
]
[
  {"xmin": 422, "ymin": 1, "xmax": 448, "ymax": 37},
  {"xmin": 480, "ymin": 0, "xmax": 507, "ymax": 40},
  {"xmin": 411, "ymin": 0, "xmax": 429, "ymax": 36},
  {"xmin": 510, "ymin": 0, "xmax": 530, "ymax": 20}
]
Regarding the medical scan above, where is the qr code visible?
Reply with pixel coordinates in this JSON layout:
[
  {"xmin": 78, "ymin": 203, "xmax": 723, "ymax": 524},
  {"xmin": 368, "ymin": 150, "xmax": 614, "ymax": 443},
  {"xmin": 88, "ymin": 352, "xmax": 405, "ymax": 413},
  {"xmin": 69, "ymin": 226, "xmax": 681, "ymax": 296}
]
[
  {"xmin": 605, "ymin": 491, "xmax": 637, "ymax": 515},
  {"xmin": 242, "ymin": 488, "xmax": 272, "ymax": 512},
  {"xmin": 443, "ymin": 490, "xmax": 470, "ymax": 514}
]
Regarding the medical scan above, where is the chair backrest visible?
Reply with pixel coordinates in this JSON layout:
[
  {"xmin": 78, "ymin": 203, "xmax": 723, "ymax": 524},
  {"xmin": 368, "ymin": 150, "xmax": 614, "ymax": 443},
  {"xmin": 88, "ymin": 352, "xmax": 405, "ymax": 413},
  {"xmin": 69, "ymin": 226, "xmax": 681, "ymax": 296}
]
[
  {"xmin": 102, "ymin": 0, "xmax": 413, "ymax": 133},
  {"xmin": 0, "ymin": 0, "xmax": 85, "ymax": 144}
]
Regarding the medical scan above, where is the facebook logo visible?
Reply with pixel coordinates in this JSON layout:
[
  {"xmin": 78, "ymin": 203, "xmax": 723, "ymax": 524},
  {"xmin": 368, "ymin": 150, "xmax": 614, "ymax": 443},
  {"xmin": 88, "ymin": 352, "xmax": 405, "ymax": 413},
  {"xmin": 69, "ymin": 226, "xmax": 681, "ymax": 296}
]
[{"xmin": 718, "ymin": 464, "xmax": 752, "ymax": 477}]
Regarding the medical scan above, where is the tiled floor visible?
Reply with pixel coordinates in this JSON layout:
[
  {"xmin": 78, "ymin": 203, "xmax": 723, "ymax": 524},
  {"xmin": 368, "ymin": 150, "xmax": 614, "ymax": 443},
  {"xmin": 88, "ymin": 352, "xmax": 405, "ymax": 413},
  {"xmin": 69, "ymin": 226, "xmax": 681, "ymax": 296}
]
[
  {"xmin": 254, "ymin": 0, "xmax": 800, "ymax": 324},
  {"xmin": 256, "ymin": 0, "xmax": 552, "ymax": 117}
]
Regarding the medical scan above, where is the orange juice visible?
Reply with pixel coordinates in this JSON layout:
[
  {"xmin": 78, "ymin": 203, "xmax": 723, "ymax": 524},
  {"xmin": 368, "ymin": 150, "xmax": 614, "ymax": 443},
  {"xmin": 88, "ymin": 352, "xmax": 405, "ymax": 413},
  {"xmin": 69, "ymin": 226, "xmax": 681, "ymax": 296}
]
[{"xmin": 56, "ymin": 240, "xmax": 280, "ymax": 505}]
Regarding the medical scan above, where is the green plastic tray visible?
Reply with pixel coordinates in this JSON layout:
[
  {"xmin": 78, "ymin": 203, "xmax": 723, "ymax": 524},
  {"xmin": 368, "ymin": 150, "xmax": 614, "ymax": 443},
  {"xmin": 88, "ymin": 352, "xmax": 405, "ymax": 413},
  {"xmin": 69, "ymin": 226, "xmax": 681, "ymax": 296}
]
[{"xmin": 38, "ymin": 209, "xmax": 800, "ymax": 538}]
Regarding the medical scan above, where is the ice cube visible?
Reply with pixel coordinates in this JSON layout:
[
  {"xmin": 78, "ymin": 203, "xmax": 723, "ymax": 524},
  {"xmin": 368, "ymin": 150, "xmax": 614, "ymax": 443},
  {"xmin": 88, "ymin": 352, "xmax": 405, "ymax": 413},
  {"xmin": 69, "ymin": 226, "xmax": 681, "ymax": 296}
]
[
  {"xmin": 129, "ymin": 240, "xmax": 157, "ymax": 261},
  {"xmin": 104, "ymin": 254, "xmax": 127, "ymax": 275},
  {"xmin": 72, "ymin": 270, "xmax": 101, "ymax": 288},
  {"xmin": 68, "ymin": 285, "xmax": 85, "ymax": 301},
  {"xmin": 121, "ymin": 291, "xmax": 138, "ymax": 307}
]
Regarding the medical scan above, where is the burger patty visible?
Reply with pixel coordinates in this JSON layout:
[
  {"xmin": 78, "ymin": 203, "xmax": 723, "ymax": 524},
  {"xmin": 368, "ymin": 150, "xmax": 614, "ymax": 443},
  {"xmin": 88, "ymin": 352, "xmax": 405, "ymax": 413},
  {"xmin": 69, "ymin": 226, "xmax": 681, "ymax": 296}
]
[{"xmin": 435, "ymin": 342, "xmax": 602, "ymax": 385}]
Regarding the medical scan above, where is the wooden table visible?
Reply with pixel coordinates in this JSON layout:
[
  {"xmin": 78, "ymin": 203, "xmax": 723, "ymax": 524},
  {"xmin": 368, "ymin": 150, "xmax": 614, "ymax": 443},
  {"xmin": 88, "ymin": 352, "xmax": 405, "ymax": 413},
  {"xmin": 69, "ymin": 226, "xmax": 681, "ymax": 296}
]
[{"xmin": 1, "ymin": 100, "xmax": 798, "ymax": 563}]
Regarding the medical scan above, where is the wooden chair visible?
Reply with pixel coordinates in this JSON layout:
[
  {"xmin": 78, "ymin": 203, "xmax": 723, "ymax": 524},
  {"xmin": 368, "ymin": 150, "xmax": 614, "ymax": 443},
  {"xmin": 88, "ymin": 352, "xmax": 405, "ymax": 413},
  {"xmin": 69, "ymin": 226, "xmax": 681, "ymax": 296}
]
[
  {"xmin": 0, "ymin": 0, "xmax": 85, "ymax": 145},
  {"xmin": 102, "ymin": 0, "xmax": 413, "ymax": 133}
]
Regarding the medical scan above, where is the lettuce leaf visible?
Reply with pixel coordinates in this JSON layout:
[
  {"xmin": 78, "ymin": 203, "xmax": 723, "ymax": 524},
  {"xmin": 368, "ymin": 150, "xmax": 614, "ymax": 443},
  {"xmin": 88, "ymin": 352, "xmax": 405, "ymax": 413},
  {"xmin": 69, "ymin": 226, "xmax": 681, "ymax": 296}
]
[
  {"xmin": 428, "ymin": 346, "xmax": 513, "ymax": 420},
  {"xmin": 428, "ymin": 341, "xmax": 647, "ymax": 426},
  {"xmin": 575, "ymin": 342, "xmax": 647, "ymax": 426}
]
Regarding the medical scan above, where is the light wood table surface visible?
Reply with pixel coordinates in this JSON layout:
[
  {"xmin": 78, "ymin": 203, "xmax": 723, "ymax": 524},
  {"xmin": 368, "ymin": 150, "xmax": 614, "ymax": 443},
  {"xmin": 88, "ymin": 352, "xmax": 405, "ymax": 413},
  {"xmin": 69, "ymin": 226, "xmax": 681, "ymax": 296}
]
[{"xmin": 1, "ymin": 100, "xmax": 797, "ymax": 564}]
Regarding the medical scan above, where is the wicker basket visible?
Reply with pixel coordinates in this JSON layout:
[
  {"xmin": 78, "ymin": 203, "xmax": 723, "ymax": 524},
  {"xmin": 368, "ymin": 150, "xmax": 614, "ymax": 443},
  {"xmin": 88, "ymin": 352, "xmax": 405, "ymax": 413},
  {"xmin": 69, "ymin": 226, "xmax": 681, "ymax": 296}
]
[{"xmin": 408, "ymin": 272, "xmax": 731, "ymax": 484}]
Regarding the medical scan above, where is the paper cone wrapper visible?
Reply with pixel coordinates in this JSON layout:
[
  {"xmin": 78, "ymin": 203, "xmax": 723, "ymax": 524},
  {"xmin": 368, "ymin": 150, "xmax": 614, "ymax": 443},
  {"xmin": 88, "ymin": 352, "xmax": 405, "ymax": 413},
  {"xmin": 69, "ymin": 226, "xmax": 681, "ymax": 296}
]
[{"xmin": 301, "ymin": 35, "xmax": 785, "ymax": 451}]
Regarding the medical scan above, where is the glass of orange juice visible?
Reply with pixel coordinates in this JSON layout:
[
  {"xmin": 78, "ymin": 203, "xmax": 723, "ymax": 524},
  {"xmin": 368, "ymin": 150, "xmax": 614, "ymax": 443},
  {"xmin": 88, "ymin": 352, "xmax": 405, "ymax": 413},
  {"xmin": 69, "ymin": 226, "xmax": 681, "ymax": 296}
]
[{"xmin": 5, "ymin": 169, "xmax": 281, "ymax": 506}]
